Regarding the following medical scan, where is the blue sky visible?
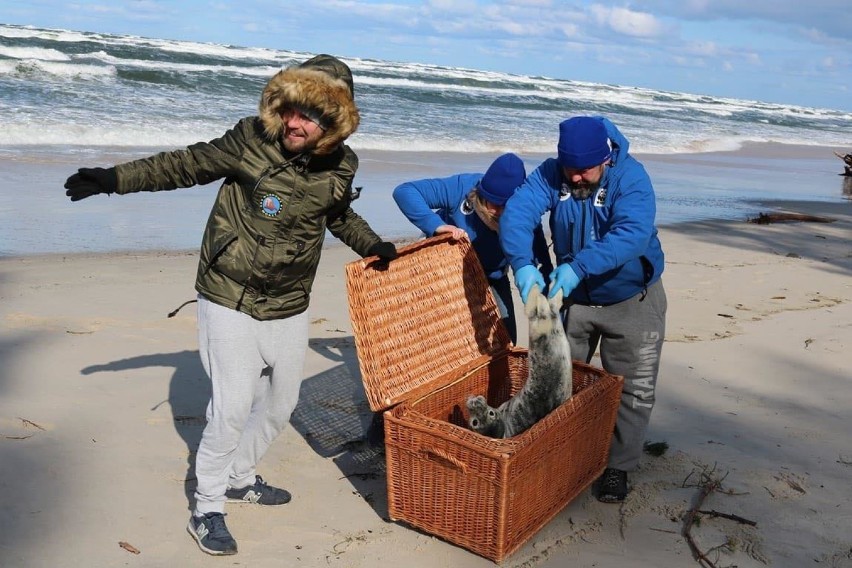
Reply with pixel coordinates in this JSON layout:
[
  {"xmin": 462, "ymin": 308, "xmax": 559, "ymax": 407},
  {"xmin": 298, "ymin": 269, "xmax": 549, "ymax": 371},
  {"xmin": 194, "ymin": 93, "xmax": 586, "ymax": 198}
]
[{"xmin": 1, "ymin": 0, "xmax": 850, "ymax": 110}]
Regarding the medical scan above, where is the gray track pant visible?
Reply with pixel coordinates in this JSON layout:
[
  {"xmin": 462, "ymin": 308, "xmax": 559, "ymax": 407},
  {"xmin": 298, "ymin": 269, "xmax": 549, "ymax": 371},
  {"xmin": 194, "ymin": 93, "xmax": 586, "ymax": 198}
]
[
  {"xmin": 563, "ymin": 279, "xmax": 667, "ymax": 472},
  {"xmin": 193, "ymin": 295, "xmax": 309, "ymax": 515}
]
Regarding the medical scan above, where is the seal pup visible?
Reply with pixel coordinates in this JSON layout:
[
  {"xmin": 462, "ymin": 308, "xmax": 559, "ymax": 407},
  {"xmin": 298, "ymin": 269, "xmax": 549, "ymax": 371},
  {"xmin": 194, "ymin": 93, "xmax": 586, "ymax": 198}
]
[{"xmin": 466, "ymin": 284, "xmax": 573, "ymax": 438}]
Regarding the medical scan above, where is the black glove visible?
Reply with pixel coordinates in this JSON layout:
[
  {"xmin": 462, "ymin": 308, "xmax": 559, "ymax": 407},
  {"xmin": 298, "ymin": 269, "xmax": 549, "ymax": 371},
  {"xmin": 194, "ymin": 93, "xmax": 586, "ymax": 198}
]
[
  {"xmin": 368, "ymin": 241, "xmax": 397, "ymax": 261},
  {"xmin": 64, "ymin": 167, "xmax": 118, "ymax": 202}
]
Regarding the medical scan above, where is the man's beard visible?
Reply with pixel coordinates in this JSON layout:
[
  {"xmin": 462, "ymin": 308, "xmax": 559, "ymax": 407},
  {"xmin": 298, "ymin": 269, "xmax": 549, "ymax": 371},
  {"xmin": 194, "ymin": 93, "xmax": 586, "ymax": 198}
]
[
  {"xmin": 568, "ymin": 179, "xmax": 601, "ymax": 200},
  {"xmin": 283, "ymin": 137, "xmax": 316, "ymax": 153},
  {"xmin": 282, "ymin": 126, "xmax": 321, "ymax": 153}
]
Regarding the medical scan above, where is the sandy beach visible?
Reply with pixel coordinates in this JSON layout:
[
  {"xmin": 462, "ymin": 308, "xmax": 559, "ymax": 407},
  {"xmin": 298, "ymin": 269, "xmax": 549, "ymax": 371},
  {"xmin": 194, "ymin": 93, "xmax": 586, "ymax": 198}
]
[{"xmin": 1, "ymin": 196, "xmax": 851, "ymax": 567}]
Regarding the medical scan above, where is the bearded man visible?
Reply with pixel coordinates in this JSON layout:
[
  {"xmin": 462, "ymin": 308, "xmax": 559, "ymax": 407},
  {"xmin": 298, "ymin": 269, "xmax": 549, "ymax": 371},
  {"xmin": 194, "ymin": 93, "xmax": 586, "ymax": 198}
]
[
  {"xmin": 499, "ymin": 116, "xmax": 667, "ymax": 505},
  {"xmin": 64, "ymin": 54, "xmax": 396, "ymax": 555}
]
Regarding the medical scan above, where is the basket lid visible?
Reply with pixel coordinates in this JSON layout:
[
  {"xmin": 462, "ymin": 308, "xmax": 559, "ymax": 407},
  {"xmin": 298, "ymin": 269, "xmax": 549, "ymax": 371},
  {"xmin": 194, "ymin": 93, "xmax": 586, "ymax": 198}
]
[{"xmin": 345, "ymin": 235, "xmax": 512, "ymax": 412}]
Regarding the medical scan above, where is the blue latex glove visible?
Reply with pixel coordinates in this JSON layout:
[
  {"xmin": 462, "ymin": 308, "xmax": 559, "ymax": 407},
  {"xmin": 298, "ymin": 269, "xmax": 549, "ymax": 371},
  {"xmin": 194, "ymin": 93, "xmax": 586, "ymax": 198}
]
[
  {"xmin": 514, "ymin": 265, "xmax": 545, "ymax": 304},
  {"xmin": 548, "ymin": 264, "xmax": 580, "ymax": 299}
]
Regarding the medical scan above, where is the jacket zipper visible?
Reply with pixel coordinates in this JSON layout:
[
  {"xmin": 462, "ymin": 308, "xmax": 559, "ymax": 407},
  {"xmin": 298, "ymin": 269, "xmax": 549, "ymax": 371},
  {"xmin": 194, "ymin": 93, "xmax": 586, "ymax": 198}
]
[
  {"xmin": 579, "ymin": 202, "xmax": 593, "ymax": 303},
  {"xmin": 235, "ymin": 234, "xmax": 267, "ymax": 311},
  {"xmin": 253, "ymin": 153, "xmax": 304, "ymax": 192},
  {"xmin": 237, "ymin": 151, "xmax": 307, "ymax": 309}
]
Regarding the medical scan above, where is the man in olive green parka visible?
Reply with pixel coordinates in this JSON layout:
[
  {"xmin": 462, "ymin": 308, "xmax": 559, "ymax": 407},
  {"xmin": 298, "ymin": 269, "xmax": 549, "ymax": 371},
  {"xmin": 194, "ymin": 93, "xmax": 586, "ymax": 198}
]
[{"xmin": 65, "ymin": 54, "xmax": 396, "ymax": 556}]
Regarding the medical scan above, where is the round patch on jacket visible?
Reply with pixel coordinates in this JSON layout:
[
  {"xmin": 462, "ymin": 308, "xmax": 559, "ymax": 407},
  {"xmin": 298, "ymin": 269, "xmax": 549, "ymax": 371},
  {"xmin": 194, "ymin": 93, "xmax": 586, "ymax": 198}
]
[
  {"xmin": 460, "ymin": 198, "xmax": 474, "ymax": 215},
  {"xmin": 260, "ymin": 194, "xmax": 282, "ymax": 217}
]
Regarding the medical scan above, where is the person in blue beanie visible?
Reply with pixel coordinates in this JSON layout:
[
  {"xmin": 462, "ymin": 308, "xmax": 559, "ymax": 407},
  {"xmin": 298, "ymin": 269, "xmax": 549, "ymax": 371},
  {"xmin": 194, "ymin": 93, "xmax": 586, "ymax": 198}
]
[
  {"xmin": 393, "ymin": 153, "xmax": 553, "ymax": 344},
  {"xmin": 499, "ymin": 117, "xmax": 666, "ymax": 503}
]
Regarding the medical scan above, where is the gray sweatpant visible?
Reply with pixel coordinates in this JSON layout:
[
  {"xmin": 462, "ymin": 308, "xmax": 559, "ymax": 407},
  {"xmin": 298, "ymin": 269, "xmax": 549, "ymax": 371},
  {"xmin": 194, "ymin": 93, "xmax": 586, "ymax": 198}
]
[
  {"xmin": 563, "ymin": 279, "xmax": 667, "ymax": 472},
  {"xmin": 193, "ymin": 295, "xmax": 309, "ymax": 515}
]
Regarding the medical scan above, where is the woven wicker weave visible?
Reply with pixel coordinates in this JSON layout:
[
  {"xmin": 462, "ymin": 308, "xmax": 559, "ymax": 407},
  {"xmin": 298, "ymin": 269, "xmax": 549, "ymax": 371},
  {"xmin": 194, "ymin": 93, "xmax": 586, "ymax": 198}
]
[
  {"xmin": 346, "ymin": 234, "xmax": 623, "ymax": 562},
  {"xmin": 346, "ymin": 234, "xmax": 511, "ymax": 412}
]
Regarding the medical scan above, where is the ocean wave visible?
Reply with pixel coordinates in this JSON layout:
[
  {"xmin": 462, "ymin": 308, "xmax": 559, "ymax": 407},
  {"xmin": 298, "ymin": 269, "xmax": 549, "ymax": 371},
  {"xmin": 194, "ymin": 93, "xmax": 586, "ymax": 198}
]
[
  {"xmin": 0, "ymin": 24, "xmax": 306, "ymax": 63},
  {"xmin": 79, "ymin": 50, "xmax": 280, "ymax": 78},
  {"xmin": 1, "ymin": 23, "xmax": 850, "ymax": 157},
  {"xmin": 3, "ymin": 123, "xmax": 837, "ymax": 156},
  {"xmin": 0, "ymin": 59, "xmax": 116, "ymax": 78},
  {"xmin": 1, "ymin": 121, "xmax": 227, "ymax": 147},
  {"xmin": 0, "ymin": 45, "xmax": 70, "ymax": 61}
]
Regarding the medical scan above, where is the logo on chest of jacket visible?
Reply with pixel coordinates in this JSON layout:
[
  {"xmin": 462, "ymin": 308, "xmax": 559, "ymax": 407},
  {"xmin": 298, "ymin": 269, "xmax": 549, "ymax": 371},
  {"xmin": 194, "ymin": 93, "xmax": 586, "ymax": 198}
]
[
  {"xmin": 260, "ymin": 194, "xmax": 282, "ymax": 217},
  {"xmin": 594, "ymin": 187, "xmax": 607, "ymax": 207}
]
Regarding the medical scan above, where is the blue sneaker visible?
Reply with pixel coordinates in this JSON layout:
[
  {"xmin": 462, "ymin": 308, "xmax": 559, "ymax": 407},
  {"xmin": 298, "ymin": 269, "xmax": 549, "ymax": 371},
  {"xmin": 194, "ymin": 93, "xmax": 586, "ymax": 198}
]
[
  {"xmin": 225, "ymin": 475, "xmax": 291, "ymax": 505},
  {"xmin": 187, "ymin": 512, "xmax": 237, "ymax": 555}
]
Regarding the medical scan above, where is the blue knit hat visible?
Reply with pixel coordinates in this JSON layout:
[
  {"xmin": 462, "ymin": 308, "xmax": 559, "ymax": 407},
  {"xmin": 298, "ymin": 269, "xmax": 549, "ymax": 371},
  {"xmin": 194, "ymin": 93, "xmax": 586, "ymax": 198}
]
[
  {"xmin": 557, "ymin": 117, "xmax": 611, "ymax": 169},
  {"xmin": 477, "ymin": 153, "xmax": 526, "ymax": 205}
]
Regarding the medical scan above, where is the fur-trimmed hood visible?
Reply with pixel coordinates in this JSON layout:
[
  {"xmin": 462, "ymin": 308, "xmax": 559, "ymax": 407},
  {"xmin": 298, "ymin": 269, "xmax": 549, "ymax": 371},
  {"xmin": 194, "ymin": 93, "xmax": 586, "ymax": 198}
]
[{"xmin": 259, "ymin": 54, "xmax": 359, "ymax": 155}]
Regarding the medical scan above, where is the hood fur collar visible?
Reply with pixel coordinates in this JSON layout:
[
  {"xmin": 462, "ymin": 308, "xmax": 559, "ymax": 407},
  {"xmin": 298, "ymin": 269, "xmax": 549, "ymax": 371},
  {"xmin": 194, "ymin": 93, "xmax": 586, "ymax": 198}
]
[{"xmin": 259, "ymin": 55, "xmax": 360, "ymax": 155}]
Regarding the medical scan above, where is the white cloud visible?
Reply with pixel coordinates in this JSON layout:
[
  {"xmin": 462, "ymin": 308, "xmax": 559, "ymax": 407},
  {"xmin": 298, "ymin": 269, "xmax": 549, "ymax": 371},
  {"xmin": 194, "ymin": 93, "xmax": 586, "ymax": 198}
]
[
  {"xmin": 590, "ymin": 4, "xmax": 666, "ymax": 38},
  {"xmin": 313, "ymin": 0, "xmax": 419, "ymax": 22},
  {"xmin": 634, "ymin": 0, "xmax": 852, "ymax": 43},
  {"xmin": 555, "ymin": 22, "xmax": 581, "ymax": 38},
  {"xmin": 428, "ymin": 0, "xmax": 477, "ymax": 11},
  {"xmin": 511, "ymin": 0, "xmax": 553, "ymax": 6}
]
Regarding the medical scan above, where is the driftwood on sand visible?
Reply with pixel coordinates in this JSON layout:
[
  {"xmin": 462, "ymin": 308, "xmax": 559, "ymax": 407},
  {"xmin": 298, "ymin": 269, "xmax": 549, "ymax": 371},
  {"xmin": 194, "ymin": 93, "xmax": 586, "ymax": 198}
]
[
  {"xmin": 681, "ymin": 467, "xmax": 758, "ymax": 568},
  {"xmin": 747, "ymin": 212, "xmax": 836, "ymax": 225}
]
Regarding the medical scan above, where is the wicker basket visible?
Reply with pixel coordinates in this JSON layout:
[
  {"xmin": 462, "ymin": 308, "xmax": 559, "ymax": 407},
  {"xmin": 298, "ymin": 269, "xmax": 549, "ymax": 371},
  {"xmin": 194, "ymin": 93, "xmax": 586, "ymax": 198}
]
[{"xmin": 345, "ymin": 235, "xmax": 623, "ymax": 562}]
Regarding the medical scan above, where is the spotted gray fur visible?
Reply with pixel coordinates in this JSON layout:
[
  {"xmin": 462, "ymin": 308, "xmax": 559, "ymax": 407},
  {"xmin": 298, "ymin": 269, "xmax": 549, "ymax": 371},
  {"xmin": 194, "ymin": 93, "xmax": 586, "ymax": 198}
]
[{"xmin": 466, "ymin": 285, "xmax": 573, "ymax": 438}]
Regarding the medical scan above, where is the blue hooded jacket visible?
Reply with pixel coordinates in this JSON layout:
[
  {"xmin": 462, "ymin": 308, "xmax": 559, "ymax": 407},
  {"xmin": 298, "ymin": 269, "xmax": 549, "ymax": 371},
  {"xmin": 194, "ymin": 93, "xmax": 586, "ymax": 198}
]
[
  {"xmin": 393, "ymin": 173, "xmax": 552, "ymax": 281},
  {"xmin": 500, "ymin": 117, "xmax": 664, "ymax": 305}
]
